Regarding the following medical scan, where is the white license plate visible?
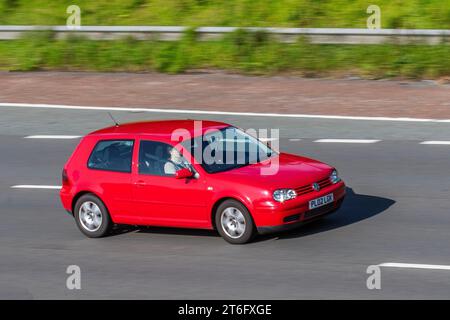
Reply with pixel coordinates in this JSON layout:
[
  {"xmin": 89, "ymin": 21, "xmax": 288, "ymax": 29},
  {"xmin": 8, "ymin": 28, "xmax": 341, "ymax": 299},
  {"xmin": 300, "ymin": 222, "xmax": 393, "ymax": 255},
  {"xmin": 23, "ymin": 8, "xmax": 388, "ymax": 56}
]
[{"xmin": 309, "ymin": 193, "xmax": 334, "ymax": 210}]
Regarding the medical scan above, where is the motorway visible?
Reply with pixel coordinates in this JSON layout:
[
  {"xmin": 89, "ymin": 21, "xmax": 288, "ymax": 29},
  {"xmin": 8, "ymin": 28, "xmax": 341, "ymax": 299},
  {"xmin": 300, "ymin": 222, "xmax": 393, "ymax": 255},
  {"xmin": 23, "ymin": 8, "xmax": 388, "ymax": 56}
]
[{"xmin": 1, "ymin": 104, "xmax": 450, "ymax": 299}]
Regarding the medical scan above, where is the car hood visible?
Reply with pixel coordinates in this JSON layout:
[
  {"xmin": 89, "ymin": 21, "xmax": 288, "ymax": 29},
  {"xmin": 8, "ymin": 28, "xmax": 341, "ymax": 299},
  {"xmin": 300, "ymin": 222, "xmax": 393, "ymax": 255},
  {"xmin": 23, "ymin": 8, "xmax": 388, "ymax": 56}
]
[{"xmin": 213, "ymin": 152, "xmax": 333, "ymax": 189}]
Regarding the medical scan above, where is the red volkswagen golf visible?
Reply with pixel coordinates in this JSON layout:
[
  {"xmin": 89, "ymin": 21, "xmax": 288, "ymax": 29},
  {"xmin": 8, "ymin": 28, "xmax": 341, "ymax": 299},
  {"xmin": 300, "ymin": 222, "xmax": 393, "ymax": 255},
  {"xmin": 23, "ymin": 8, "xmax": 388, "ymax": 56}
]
[{"xmin": 60, "ymin": 120, "xmax": 345, "ymax": 244}]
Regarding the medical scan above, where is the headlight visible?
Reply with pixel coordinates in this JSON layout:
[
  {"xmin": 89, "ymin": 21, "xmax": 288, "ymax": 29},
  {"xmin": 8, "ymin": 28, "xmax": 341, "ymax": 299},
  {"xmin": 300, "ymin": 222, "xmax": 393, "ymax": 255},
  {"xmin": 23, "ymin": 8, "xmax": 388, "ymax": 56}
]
[
  {"xmin": 273, "ymin": 189, "xmax": 297, "ymax": 202},
  {"xmin": 330, "ymin": 169, "xmax": 341, "ymax": 184}
]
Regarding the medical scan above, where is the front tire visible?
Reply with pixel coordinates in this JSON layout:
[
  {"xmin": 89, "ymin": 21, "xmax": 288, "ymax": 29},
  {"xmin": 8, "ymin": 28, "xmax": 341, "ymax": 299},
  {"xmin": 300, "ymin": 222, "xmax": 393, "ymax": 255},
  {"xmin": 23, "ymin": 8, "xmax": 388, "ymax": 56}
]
[
  {"xmin": 74, "ymin": 194, "xmax": 112, "ymax": 238},
  {"xmin": 215, "ymin": 200, "xmax": 255, "ymax": 244}
]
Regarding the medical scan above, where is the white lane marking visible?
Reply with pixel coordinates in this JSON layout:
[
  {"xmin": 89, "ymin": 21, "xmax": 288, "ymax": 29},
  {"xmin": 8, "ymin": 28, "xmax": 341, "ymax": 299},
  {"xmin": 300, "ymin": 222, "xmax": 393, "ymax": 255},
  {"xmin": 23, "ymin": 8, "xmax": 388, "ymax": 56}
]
[
  {"xmin": 420, "ymin": 141, "xmax": 450, "ymax": 145},
  {"xmin": 289, "ymin": 138, "xmax": 302, "ymax": 142},
  {"xmin": 24, "ymin": 135, "xmax": 81, "ymax": 139},
  {"xmin": 258, "ymin": 137, "xmax": 278, "ymax": 142},
  {"xmin": 1, "ymin": 102, "xmax": 450, "ymax": 123},
  {"xmin": 11, "ymin": 185, "xmax": 61, "ymax": 189},
  {"xmin": 314, "ymin": 139, "xmax": 380, "ymax": 143},
  {"xmin": 379, "ymin": 263, "xmax": 450, "ymax": 271}
]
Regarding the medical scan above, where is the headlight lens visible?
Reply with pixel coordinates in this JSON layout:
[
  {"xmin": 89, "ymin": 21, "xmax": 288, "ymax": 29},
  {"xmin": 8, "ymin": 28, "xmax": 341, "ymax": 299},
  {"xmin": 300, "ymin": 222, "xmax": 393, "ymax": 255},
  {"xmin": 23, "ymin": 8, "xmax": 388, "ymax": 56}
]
[
  {"xmin": 273, "ymin": 189, "xmax": 297, "ymax": 202},
  {"xmin": 330, "ymin": 169, "xmax": 341, "ymax": 184}
]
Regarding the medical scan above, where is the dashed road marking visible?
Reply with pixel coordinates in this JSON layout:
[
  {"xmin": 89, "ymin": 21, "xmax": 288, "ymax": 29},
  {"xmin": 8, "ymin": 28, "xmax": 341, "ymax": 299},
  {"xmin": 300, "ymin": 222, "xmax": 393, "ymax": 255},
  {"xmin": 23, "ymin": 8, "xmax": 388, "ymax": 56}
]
[
  {"xmin": 11, "ymin": 185, "xmax": 61, "ymax": 190},
  {"xmin": 24, "ymin": 135, "xmax": 81, "ymax": 139},
  {"xmin": 420, "ymin": 141, "xmax": 450, "ymax": 145},
  {"xmin": 379, "ymin": 262, "xmax": 450, "ymax": 271},
  {"xmin": 314, "ymin": 139, "xmax": 380, "ymax": 144}
]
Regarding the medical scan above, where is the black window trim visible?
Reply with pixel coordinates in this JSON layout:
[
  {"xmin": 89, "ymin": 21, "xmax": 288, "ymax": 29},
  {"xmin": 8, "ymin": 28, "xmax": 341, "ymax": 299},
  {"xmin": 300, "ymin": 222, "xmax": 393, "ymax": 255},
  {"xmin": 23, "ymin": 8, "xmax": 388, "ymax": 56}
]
[
  {"xmin": 138, "ymin": 139, "xmax": 196, "ymax": 177},
  {"xmin": 87, "ymin": 138, "xmax": 135, "ymax": 173}
]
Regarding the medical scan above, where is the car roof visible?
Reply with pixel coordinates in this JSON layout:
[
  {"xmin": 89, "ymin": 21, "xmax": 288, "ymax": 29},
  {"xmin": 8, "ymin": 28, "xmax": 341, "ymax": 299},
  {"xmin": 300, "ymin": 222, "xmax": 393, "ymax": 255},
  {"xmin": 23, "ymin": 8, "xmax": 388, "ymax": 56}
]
[{"xmin": 88, "ymin": 119, "xmax": 230, "ymax": 140}]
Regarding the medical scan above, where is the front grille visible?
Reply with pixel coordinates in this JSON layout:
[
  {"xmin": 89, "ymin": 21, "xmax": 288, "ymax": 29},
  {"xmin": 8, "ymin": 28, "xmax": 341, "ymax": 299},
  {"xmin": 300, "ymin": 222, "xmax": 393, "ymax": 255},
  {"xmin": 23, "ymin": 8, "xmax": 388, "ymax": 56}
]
[{"xmin": 294, "ymin": 176, "xmax": 332, "ymax": 196}]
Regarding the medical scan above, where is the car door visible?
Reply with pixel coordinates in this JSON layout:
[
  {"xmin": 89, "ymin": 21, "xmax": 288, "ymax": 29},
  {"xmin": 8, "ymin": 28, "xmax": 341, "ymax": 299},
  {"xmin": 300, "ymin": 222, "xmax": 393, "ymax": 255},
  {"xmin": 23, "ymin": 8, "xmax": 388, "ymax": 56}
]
[{"xmin": 132, "ymin": 138, "xmax": 209, "ymax": 228}]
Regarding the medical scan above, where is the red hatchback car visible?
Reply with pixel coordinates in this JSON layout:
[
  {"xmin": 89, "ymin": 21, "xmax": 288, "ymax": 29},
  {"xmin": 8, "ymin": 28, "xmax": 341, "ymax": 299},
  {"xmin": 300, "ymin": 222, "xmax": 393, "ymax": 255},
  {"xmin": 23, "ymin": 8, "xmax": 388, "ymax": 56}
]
[{"xmin": 60, "ymin": 120, "xmax": 345, "ymax": 244}]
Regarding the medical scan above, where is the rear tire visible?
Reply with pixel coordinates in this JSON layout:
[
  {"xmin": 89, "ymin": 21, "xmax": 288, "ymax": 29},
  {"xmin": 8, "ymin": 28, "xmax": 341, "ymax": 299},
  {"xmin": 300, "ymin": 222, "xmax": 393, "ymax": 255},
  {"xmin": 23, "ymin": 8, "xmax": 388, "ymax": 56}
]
[
  {"xmin": 74, "ymin": 194, "xmax": 113, "ymax": 238},
  {"xmin": 215, "ymin": 200, "xmax": 255, "ymax": 244}
]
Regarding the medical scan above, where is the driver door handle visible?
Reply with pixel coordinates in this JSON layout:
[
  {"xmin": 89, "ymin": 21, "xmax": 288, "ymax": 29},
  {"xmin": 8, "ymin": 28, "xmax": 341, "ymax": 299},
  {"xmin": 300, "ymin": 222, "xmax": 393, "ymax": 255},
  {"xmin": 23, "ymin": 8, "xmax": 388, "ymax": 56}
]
[{"xmin": 135, "ymin": 180, "xmax": 146, "ymax": 187}]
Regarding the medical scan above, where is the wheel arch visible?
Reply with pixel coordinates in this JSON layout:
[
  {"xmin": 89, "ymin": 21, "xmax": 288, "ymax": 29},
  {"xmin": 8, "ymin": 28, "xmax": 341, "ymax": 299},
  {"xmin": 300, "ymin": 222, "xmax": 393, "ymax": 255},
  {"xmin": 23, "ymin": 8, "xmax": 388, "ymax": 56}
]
[
  {"xmin": 71, "ymin": 190, "xmax": 104, "ymax": 215},
  {"xmin": 210, "ymin": 196, "xmax": 252, "ymax": 230}
]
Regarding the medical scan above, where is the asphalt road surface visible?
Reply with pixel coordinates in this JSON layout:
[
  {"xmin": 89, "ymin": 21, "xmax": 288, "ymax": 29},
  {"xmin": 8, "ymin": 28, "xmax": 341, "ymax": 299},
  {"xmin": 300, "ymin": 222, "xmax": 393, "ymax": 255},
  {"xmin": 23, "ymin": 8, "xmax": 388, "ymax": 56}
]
[{"xmin": 1, "ymin": 105, "xmax": 450, "ymax": 299}]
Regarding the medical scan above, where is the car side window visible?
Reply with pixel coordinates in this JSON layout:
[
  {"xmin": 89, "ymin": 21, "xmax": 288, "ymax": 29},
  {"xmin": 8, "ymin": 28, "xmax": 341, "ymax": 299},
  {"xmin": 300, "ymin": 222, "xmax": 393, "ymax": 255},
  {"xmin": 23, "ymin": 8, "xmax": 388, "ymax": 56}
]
[
  {"xmin": 139, "ymin": 140, "xmax": 191, "ymax": 176},
  {"xmin": 88, "ymin": 140, "xmax": 134, "ymax": 173}
]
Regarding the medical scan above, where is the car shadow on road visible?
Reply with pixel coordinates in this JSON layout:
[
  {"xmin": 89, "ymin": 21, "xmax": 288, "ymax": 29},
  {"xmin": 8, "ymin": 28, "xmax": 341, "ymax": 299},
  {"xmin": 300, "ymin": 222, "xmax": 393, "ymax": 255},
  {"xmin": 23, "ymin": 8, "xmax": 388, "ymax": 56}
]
[
  {"xmin": 258, "ymin": 187, "xmax": 395, "ymax": 242},
  {"xmin": 111, "ymin": 223, "xmax": 218, "ymax": 238},
  {"xmin": 135, "ymin": 226, "xmax": 218, "ymax": 237}
]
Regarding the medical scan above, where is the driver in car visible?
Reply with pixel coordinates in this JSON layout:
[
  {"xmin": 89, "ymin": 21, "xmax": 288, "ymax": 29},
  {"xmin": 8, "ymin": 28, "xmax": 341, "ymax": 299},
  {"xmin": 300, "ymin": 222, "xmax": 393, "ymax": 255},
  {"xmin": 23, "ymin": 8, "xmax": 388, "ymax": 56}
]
[{"xmin": 164, "ymin": 146, "xmax": 190, "ymax": 175}]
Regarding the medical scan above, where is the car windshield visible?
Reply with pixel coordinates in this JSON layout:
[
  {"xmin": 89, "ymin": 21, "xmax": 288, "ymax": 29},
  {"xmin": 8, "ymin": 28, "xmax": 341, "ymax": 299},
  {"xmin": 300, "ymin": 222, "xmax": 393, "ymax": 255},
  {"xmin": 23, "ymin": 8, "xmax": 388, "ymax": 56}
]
[{"xmin": 180, "ymin": 126, "xmax": 277, "ymax": 174}]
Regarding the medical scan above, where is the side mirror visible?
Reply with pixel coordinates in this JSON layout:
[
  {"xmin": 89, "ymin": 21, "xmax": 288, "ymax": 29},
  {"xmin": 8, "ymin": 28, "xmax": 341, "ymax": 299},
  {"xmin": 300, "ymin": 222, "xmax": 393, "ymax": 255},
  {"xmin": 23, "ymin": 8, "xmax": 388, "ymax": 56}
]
[{"xmin": 175, "ymin": 168, "xmax": 194, "ymax": 179}]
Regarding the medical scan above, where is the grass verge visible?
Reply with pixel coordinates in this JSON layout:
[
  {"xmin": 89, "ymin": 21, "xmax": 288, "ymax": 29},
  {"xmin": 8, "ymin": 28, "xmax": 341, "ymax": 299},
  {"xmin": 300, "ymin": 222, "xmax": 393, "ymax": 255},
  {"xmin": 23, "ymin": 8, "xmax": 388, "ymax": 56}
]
[
  {"xmin": 0, "ymin": 30, "xmax": 449, "ymax": 79},
  {"xmin": 0, "ymin": 0, "xmax": 449, "ymax": 29}
]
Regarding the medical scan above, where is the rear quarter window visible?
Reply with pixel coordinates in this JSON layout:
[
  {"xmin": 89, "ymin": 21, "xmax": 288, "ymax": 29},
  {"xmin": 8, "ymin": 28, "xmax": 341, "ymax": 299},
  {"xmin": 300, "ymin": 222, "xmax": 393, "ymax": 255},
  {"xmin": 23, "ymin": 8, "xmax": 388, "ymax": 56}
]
[{"xmin": 87, "ymin": 140, "xmax": 134, "ymax": 173}]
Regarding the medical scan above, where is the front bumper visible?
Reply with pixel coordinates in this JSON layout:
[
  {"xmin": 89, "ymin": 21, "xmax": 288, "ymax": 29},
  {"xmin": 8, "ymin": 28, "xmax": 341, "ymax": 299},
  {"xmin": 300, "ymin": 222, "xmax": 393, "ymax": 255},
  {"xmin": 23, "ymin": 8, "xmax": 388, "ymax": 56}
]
[
  {"xmin": 255, "ymin": 182, "xmax": 346, "ymax": 235},
  {"xmin": 257, "ymin": 197, "xmax": 344, "ymax": 234}
]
